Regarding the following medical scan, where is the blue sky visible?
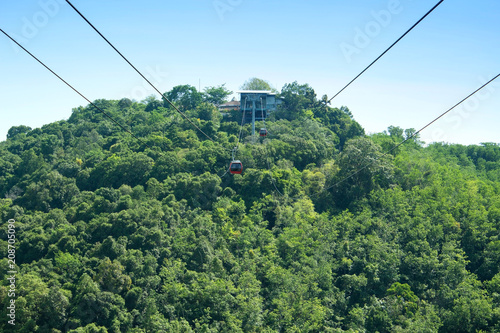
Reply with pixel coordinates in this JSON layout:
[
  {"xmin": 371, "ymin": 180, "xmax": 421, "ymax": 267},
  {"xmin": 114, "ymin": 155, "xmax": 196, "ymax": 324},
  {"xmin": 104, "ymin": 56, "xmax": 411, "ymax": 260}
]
[{"xmin": 1, "ymin": 0, "xmax": 499, "ymax": 145}]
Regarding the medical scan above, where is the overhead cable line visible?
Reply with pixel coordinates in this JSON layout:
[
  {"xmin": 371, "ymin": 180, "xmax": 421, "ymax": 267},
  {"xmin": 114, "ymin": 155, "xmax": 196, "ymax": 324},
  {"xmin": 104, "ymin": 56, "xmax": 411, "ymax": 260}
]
[
  {"xmin": 260, "ymin": 97, "xmax": 286, "ymax": 197},
  {"xmin": 327, "ymin": 0, "xmax": 445, "ymax": 103},
  {"xmin": 64, "ymin": 0, "xmax": 217, "ymax": 144},
  {"xmin": 219, "ymin": 98, "xmax": 248, "ymax": 177},
  {"xmin": 0, "ymin": 28, "xmax": 151, "ymax": 149},
  {"xmin": 319, "ymin": 73, "xmax": 500, "ymax": 195},
  {"xmin": 236, "ymin": 97, "xmax": 248, "ymax": 151}
]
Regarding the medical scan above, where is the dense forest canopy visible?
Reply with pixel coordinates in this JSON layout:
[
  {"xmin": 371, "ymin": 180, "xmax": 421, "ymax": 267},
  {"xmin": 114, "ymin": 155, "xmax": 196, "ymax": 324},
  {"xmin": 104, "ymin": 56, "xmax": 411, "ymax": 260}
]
[{"xmin": 1, "ymin": 80, "xmax": 500, "ymax": 332}]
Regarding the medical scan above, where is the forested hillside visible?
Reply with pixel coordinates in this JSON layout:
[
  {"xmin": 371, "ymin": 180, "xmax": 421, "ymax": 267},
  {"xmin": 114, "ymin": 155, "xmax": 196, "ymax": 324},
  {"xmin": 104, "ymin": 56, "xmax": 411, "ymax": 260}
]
[{"xmin": 1, "ymin": 82, "xmax": 500, "ymax": 332}]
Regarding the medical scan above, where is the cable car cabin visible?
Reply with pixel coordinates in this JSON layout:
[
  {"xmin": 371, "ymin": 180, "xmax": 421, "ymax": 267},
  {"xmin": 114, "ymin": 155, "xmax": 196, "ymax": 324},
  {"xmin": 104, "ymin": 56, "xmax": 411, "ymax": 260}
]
[
  {"xmin": 229, "ymin": 160, "xmax": 243, "ymax": 174},
  {"xmin": 259, "ymin": 128, "xmax": 268, "ymax": 137}
]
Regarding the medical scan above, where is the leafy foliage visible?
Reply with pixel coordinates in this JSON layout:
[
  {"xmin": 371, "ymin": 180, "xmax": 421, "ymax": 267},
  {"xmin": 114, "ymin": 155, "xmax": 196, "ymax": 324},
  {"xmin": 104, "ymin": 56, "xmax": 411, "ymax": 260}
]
[
  {"xmin": 203, "ymin": 84, "xmax": 233, "ymax": 107},
  {"xmin": 1, "ymin": 81, "xmax": 500, "ymax": 332},
  {"xmin": 240, "ymin": 77, "xmax": 277, "ymax": 92}
]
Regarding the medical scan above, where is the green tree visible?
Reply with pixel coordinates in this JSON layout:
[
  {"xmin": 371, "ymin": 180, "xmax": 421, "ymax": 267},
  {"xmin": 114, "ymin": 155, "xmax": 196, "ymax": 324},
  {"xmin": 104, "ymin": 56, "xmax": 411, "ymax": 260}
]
[
  {"xmin": 203, "ymin": 84, "xmax": 232, "ymax": 106},
  {"xmin": 7, "ymin": 124, "xmax": 32, "ymax": 139},
  {"xmin": 165, "ymin": 85, "xmax": 203, "ymax": 111},
  {"xmin": 95, "ymin": 258, "xmax": 132, "ymax": 294},
  {"xmin": 277, "ymin": 81, "xmax": 317, "ymax": 119},
  {"xmin": 332, "ymin": 137, "xmax": 394, "ymax": 209},
  {"xmin": 240, "ymin": 77, "xmax": 277, "ymax": 92},
  {"xmin": 145, "ymin": 99, "xmax": 164, "ymax": 112},
  {"xmin": 40, "ymin": 286, "xmax": 71, "ymax": 331}
]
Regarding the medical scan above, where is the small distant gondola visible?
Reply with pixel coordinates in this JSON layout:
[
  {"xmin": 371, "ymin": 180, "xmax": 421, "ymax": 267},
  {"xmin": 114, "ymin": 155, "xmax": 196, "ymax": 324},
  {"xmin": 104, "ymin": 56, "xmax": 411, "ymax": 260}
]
[
  {"xmin": 229, "ymin": 160, "xmax": 243, "ymax": 174},
  {"xmin": 259, "ymin": 128, "xmax": 268, "ymax": 137}
]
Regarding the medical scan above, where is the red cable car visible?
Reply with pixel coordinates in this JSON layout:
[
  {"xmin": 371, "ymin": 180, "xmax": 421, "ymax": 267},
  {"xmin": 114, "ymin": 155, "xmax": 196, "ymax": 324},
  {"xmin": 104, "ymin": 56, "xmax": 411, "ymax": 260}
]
[
  {"xmin": 259, "ymin": 128, "xmax": 267, "ymax": 137},
  {"xmin": 229, "ymin": 160, "xmax": 243, "ymax": 174}
]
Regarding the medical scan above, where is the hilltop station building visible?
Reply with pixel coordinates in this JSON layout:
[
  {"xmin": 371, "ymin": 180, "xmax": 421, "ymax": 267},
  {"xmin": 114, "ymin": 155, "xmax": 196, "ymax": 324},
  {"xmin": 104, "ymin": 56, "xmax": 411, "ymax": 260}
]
[
  {"xmin": 218, "ymin": 90, "xmax": 280, "ymax": 136},
  {"xmin": 218, "ymin": 90, "xmax": 282, "ymax": 135}
]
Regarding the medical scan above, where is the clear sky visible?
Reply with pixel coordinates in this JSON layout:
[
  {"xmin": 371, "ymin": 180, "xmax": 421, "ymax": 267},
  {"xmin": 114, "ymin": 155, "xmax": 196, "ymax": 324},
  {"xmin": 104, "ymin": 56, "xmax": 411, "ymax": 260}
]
[{"xmin": 1, "ymin": 0, "xmax": 499, "ymax": 145}]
